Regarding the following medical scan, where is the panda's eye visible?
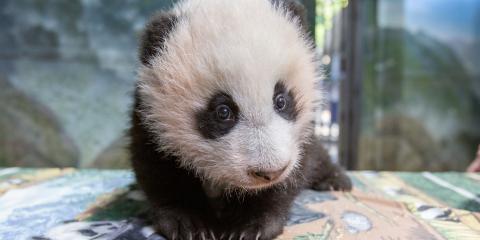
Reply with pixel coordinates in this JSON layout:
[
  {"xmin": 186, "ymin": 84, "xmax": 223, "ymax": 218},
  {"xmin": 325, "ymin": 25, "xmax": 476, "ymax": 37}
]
[
  {"xmin": 216, "ymin": 104, "xmax": 232, "ymax": 121},
  {"xmin": 274, "ymin": 94, "xmax": 287, "ymax": 111}
]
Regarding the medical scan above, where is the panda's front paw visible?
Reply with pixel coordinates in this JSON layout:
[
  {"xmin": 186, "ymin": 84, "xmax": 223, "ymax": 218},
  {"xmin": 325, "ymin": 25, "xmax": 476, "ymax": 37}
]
[
  {"xmin": 153, "ymin": 209, "xmax": 216, "ymax": 240},
  {"xmin": 223, "ymin": 218, "xmax": 284, "ymax": 240},
  {"xmin": 312, "ymin": 170, "xmax": 352, "ymax": 191}
]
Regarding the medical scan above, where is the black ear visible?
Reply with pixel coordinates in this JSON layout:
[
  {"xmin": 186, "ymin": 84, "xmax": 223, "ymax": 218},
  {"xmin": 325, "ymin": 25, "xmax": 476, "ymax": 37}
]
[
  {"xmin": 140, "ymin": 12, "xmax": 178, "ymax": 66},
  {"xmin": 270, "ymin": 0, "xmax": 308, "ymax": 31}
]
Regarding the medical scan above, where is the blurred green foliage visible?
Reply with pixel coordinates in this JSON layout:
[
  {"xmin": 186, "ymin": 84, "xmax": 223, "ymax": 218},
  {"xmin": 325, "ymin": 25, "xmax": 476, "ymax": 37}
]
[{"xmin": 315, "ymin": 0, "xmax": 348, "ymax": 46}]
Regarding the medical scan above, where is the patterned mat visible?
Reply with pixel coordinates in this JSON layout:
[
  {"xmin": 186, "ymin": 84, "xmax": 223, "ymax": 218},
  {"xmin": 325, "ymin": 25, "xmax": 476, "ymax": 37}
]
[{"xmin": 0, "ymin": 168, "xmax": 479, "ymax": 239}]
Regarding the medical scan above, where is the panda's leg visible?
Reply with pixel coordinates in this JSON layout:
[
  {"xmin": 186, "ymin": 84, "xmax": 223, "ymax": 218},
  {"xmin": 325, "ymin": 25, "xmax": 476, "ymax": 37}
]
[{"xmin": 302, "ymin": 136, "xmax": 352, "ymax": 191}]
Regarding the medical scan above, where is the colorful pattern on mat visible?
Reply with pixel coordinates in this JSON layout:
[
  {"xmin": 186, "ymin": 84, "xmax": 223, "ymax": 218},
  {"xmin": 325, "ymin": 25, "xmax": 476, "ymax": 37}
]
[{"xmin": 0, "ymin": 169, "xmax": 478, "ymax": 240}]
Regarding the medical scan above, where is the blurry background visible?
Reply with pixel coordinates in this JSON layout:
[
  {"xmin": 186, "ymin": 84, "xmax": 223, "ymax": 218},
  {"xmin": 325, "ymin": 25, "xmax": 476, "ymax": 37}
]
[{"xmin": 0, "ymin": 0, "xmax": 479, "ymax": 171}]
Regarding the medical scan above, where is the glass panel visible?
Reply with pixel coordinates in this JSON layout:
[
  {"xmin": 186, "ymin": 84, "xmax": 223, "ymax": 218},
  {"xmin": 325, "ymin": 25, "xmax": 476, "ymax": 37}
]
[
  {"xmin": 358, "ymin": 0, "xmax": 480, "ymax": 171},
  {"xmin": 315, "ymin": 0, "xmax": 349, "ymax": 163},
  {"xmin": 0, "ymin": 0, "xmax": 174, "ymax": 168}
]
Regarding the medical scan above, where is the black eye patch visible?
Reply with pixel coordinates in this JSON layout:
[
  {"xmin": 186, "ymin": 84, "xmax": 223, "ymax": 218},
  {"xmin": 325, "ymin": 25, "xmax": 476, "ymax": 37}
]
[
  {"xmin": 195, "ymin": 92, "xmax": 239, "ymax": 139},
  {"xmin": 273, "ymin": 82, "xmax": 298, "ymax": 121}
]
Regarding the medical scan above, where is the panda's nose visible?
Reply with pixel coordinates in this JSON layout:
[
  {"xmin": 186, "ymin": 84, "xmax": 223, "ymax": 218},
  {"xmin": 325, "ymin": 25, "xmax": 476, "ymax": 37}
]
[{"xmin": 250, "ymin": 167, "xmax": 286, "ymax": 182}]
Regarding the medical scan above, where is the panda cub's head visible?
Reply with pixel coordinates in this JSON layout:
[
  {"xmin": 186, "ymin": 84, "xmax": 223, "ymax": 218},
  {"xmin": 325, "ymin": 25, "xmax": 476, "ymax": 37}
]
[{"xmin": 137, "ymin": 0, "xmax": 319, "ymax": 191}]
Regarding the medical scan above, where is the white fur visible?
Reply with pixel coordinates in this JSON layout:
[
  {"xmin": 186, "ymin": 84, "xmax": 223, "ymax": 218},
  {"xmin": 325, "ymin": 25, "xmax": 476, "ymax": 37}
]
[{"xmin": 138, "ymin": 0, "xmax": 320, "ymax": 190}]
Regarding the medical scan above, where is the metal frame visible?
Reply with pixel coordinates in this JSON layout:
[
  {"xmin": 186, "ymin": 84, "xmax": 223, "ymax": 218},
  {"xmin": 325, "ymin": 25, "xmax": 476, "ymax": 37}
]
[{"xmin": 338, "ymin": 0, "xmax": 363, "ymax": 170}]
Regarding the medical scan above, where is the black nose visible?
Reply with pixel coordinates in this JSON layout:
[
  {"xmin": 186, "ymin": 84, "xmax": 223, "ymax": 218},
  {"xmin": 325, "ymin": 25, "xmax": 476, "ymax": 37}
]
[{"xmin": 250, "ymin": 167, "xmax": 286, "ymax": 182}]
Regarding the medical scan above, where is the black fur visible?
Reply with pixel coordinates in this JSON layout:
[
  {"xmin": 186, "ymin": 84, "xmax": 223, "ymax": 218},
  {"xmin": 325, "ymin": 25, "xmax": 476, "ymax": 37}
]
[
  {"xmin": 140, "ymin": 12, "xmax": 178, "ymax": 66},
  {"xmin": 130, "ymin": 90, "xmax": 351, "ymax": 240},
  {"xmin": 195, "ymin": 92, "xmax": 240, "ymax": 140},
  {"xmin": 273, "ymin": 82, "xmax": 298, "ymax": 121}
]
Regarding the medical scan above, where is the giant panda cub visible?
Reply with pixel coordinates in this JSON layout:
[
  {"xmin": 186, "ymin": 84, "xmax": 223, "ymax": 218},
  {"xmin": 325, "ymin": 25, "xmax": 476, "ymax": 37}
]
[{"xmin": 130, "ymin": 0, "xmax": 352, "ymax": 239}]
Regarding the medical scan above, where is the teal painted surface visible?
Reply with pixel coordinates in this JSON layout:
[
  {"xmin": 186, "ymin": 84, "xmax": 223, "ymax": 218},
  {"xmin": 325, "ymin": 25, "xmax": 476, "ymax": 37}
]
[
  {"xmin": 0, "ymin": 169, "xmax": 134, "ymax": 239},
  {"xmin": 396, "ymin": 172, "xmax": 480, "ymax": 212}
]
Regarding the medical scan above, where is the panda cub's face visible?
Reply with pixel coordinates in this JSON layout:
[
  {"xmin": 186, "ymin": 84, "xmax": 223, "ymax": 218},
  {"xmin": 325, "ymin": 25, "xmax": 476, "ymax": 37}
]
[
  {"xmin": 194, "ymin": 81, "xmax": 301, "ymax": 190},
  {"xmin": 138, "ymin": 0, "xmax": 318, "ymax": 190}
]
